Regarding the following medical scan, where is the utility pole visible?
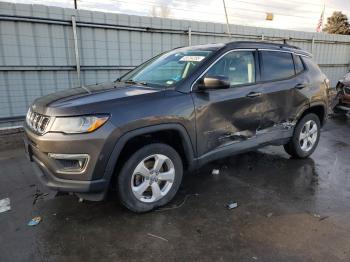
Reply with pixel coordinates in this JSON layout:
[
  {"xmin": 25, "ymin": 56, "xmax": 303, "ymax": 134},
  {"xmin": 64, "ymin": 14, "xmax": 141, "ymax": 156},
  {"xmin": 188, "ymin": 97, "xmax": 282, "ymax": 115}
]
[
  {"xmin": 222, "ymin": 0, "xmax": 231, "ymax": 38},
  {"xmin": 74, "ymin": 0, "xmax": 78, "ymax": 9}
]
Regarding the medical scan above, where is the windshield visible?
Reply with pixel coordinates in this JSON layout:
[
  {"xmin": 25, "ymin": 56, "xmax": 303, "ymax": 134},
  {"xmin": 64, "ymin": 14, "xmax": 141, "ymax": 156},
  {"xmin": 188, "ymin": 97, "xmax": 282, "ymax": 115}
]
[{"xmin": 119, "ymin": 49, "xmax": 213, "ymax": 87}]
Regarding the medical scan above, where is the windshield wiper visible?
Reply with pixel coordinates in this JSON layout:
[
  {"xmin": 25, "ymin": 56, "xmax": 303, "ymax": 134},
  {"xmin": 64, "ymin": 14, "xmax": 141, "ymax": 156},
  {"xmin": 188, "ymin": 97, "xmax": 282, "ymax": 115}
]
[{"xmin": 124, "ymin": 79, "xmax": 148, "ymax": 86}]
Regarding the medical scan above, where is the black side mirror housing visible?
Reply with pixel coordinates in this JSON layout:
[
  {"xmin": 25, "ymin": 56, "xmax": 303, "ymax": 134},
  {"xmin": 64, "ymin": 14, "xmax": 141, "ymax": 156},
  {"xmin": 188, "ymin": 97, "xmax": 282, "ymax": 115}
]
[{"xmin": 198, "ymin": 76, "xmax": 230, "ymax": 90}]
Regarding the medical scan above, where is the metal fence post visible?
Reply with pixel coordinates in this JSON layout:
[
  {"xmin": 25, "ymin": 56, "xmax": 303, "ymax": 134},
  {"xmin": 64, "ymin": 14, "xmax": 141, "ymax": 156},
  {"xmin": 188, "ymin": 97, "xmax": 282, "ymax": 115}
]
[
  {"xmin": 188, "ymin": 26, "xmax": 192, "ymax": 46},
  {"xmin": 222, "ymin": 0, "xmax": 231, "ymax": 39},
  {"xmin": 71, "ymin": 16, "xmax": 81, "ymax": 87},
  {"xmin": 311, "ymin": 36, "xmax": 315, "ymax": 55}
]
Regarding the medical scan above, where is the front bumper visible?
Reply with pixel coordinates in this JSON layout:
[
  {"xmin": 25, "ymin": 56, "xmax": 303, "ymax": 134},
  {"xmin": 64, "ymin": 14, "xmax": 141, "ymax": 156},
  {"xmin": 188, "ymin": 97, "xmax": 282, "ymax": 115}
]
[
  {"xmin": 335, "ymin": 104, "xmax": 350, "ymax": 112},
  {"xmin": 334, "ymin": 83, "xmax": 350, "ymax": 109},
  {"xmin": 334, "ymin": 93, "xmax": 350, "ymax": 113},
  {"xmin": 30, "ymin": 154, "xmax": 107, "ymax": 192},
  {"xmin": 23, "ymin": 121, "xmax": 117, "ymax": 195}
]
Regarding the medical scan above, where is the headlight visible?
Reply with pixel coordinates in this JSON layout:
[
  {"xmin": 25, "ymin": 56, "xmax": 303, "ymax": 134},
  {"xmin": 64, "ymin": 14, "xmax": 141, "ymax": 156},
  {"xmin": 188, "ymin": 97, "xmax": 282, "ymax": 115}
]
[{"xmin": 50, "ymin": 115, "xmax": 109, "ymax": 134}]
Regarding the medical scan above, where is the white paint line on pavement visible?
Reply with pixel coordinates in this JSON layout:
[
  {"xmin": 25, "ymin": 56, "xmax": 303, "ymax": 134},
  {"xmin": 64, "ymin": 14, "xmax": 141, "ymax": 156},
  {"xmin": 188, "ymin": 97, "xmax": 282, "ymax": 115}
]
[{"xmin": 0, "ymin": 198, "xmax": 11, "ymax": 213}]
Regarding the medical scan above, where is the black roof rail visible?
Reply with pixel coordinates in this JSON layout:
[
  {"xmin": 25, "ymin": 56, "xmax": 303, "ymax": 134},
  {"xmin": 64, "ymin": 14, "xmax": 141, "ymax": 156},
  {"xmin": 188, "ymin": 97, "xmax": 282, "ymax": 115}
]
[
  {"xmin": 281, "ymin": 43, "xmax": 301, "ymax": 50},
  {"xmin": 225, "ymin": 41, "xmax": 301, "ymax": 50}
]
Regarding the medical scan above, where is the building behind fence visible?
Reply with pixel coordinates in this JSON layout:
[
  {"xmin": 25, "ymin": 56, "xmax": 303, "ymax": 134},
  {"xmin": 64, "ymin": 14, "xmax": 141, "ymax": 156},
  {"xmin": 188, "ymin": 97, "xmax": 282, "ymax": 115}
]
[{"xmin": 0, "ymin": 2, "xmax": 350, "ymax": 127}]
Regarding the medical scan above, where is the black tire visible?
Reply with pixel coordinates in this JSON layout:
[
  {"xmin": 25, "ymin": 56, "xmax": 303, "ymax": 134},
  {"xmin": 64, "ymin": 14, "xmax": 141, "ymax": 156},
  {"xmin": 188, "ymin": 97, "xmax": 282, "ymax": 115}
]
[
  {"xmin": 117, "ymin": 143, "xmax": 183, "ymax": 213},
  {"xmin": 283, "ymin": 113, "xmax": 321, "ymax": 159}
]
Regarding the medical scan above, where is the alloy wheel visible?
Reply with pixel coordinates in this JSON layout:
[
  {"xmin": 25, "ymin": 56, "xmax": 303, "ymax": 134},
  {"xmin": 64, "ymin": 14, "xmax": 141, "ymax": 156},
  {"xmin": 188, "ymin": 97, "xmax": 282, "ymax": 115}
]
[
  {"xmin": 299, "ymin": 120, "xmax": 318, "ymax": 152},
  {"xmin": 131, "ymin": 154, "xmax": 175, "ymax": 203}
]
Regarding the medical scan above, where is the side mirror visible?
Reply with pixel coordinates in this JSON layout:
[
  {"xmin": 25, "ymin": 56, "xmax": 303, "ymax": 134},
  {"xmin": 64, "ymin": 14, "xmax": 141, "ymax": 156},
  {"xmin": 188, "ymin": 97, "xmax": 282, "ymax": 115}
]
[{"xmin": 198, "ymin": 76, "xmax": 230, "ymax": 90}]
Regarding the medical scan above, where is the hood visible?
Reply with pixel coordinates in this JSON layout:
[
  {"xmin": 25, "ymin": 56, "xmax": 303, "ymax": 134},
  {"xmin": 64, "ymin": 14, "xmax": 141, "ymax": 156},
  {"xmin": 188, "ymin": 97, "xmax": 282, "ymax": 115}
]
[{"xmin": 31, "ymin": 82, "xmax": 163, "ymax": 116}]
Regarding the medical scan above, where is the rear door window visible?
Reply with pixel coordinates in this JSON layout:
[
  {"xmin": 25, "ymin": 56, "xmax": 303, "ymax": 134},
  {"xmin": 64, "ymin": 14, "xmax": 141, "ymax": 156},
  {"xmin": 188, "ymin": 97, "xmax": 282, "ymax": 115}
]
[
  {"xmin": 294, "ymin": 55, "xmax": 305, "ymax": 74},
  {"xmin": 260, "ymin": 51, "xmax": 295, "ymax": 81}
]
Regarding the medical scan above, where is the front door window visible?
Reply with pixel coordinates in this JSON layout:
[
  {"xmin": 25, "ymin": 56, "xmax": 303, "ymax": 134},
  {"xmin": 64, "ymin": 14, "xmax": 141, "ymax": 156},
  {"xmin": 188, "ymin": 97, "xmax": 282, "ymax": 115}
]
[{"xmin": 205, "ymin": 51, "xmax": 256, "ymax": 86}]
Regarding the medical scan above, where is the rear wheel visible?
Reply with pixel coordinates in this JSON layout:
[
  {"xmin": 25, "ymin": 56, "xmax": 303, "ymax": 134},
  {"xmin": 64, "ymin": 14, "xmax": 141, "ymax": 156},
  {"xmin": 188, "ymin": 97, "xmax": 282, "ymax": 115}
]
[
  {"xmin": 284, "ymin": 113, "xmax": 321, "ymax": 159},
  {"xmin": 117, "ymin": 143, "xmax": 183, "ymax": 213}
]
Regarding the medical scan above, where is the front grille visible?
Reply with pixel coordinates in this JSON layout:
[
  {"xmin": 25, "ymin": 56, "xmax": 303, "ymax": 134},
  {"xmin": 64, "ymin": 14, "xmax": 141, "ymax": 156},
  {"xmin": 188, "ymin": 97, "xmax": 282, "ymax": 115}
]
[
  {"xmin": 344, "ymin": 87, "xmax": 350, "ymax": 95},
  {"xmin": 26, "ymin": 108, "xmax": 51, "ymax": 135}
]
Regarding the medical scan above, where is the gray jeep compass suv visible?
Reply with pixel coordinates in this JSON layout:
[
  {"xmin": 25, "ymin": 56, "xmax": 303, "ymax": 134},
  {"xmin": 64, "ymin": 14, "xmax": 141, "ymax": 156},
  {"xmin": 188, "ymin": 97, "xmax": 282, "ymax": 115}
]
[{"xmin": 24, "ymin": 41, "xmax": 331, "ymax": 212}]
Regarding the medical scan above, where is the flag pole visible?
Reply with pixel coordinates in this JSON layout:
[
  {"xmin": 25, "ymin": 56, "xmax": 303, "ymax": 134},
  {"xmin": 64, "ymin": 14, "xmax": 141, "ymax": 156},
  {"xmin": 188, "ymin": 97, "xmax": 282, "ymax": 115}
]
[
  {"xmin": 316, "ymin": 3, "xmax": 325, "ymax": 32},
  {"xmin": 321, "ymin": 3, "xmax": 325, "ymax": 30}
]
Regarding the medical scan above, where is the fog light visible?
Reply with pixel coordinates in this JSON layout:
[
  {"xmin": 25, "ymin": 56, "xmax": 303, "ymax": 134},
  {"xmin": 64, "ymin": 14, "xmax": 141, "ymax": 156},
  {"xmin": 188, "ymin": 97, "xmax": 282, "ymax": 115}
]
[{"xmin": 48, "ymin": 153, "xmax": 89, "ymax": 174}]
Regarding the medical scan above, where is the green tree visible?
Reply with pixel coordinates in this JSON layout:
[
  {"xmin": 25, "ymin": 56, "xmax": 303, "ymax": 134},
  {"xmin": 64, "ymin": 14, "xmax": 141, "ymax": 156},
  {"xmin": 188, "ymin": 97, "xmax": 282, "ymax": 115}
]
[{"xmin": 323, "ymin": 11, "xmax": 350, "ymax": 35}]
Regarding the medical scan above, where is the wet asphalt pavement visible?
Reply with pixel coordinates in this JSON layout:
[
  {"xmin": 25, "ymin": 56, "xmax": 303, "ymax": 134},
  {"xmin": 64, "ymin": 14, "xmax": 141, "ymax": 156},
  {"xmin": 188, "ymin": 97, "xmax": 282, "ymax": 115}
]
[{"xmin": 0, "ymin": 116, "xmax": 349, "ymax": 262}]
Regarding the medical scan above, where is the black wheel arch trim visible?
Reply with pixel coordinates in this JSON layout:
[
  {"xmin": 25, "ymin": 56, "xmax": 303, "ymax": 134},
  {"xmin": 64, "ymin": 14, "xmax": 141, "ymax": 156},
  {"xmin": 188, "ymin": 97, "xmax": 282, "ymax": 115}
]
[
  {"xmin": 101, "ymin": 123, "xmax": 196, "ymax": 192},
  {"xmin": 303, "ymin": 101, "xmax": 328, "ymax": 125}
]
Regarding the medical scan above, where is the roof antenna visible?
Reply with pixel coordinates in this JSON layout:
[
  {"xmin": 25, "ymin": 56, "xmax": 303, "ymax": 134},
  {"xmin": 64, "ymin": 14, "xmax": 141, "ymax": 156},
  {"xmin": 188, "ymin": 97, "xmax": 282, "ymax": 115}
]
[{"xmin": 222, "ymin": 0, "xmax": 232, "ymax": 39}]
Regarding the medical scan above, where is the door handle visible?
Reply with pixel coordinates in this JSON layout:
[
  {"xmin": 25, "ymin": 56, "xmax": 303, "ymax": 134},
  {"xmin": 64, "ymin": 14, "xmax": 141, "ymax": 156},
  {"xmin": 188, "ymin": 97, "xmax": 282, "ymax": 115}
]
[
  {"xmin": 295, "ymin": 83, "xmax": 307, "ymax": 89},
  {"xmin": 246, "ymin": 92, "xmax": 262, "ymax": 98}
]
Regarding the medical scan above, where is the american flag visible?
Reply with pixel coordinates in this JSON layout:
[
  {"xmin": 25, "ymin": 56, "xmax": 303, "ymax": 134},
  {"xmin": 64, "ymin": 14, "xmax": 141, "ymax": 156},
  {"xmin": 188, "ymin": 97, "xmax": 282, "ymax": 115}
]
[{"xmin": 316, "ymin": 5, "xmax": 325, "ymax": 32}]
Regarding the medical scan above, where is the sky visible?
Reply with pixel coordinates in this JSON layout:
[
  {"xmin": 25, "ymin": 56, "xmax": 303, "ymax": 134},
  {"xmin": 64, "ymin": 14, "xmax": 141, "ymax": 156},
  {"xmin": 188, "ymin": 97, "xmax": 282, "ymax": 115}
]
[{"xmin": 3, "ymin": 0, "xmax": 350, "ymax": 32}]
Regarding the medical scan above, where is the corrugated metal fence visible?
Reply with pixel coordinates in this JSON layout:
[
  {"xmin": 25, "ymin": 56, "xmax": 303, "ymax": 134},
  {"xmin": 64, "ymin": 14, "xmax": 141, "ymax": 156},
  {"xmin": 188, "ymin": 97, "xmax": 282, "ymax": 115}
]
[{"xmin": 1, "ymin": 2, "xmax": 350, "ymax": 127}]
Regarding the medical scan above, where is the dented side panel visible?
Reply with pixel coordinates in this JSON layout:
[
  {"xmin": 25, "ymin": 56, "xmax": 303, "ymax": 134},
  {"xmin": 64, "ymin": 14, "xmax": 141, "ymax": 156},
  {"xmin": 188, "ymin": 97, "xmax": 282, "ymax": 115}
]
[
  {"xmin": 192, "ymin": 84, "xmax": 263, "ymax": 156},
  {"xmin": 192, "ymin": 70, "xmax": 312, "ymax": 158},
  {"xmin": 258, "ymin": 77, "xmax": 309, "ymax": 131},
  {"xmin": 191, "ymin": 47, "xmax": 328, "ymax": 161}
]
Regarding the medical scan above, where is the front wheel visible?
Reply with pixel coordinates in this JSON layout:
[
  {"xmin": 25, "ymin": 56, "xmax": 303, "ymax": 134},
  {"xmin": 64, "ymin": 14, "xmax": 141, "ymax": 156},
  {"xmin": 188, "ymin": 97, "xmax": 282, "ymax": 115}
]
[
  {"xmin": 284, "ymin": 113, "xmax": 321, "ymax": 159},
  {"xmin": 117, "ymin": 143, "xmax": 183, "ymax": 213}
]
